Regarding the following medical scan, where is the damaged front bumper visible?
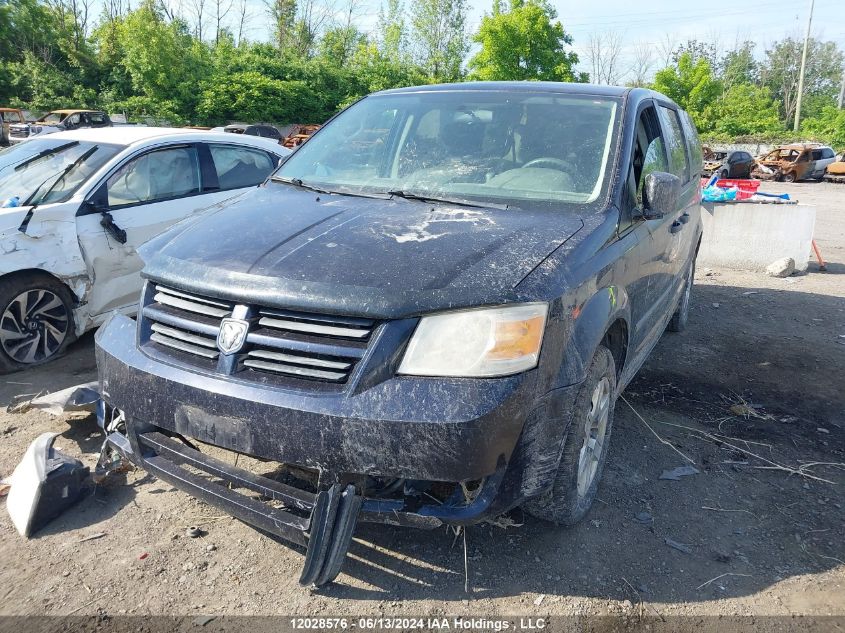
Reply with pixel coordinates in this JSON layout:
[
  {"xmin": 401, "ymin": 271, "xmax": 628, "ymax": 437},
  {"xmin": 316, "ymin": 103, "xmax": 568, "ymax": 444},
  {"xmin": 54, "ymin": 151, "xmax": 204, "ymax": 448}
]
[{"xmin": 96, "ymin": 313, "xmax": 573, "ymax": 585}]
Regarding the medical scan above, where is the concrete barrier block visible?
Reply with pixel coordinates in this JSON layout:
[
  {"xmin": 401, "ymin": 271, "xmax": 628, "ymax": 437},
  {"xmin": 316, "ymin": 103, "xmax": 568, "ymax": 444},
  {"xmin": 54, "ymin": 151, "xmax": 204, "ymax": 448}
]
[{"xmin": 697, "ymin": 202, "xmax": 816, "ymax": 272}]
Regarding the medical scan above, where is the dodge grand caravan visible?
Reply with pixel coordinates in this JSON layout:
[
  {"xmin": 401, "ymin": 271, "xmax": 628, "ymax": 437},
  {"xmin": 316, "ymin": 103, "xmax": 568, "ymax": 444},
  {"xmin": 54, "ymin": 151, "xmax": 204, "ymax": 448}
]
[{"xmin": 95, "ymin": 82, "xmax": 703, "ymax": 586}]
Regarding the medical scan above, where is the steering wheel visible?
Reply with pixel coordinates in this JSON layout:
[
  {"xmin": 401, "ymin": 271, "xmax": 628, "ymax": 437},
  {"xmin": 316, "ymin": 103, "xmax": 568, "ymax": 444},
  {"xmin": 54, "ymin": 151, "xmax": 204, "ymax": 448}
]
[{"xmin": 522, "ymin": 157, "xmax": 569, "ymax": 171}]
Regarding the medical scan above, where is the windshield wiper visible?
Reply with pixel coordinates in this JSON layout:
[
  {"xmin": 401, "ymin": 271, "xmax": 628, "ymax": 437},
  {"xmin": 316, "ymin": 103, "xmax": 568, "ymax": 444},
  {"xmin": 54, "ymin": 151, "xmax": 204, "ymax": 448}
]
[
  {"xmin": 386, "ymin": 190, "xmax": 509, "ymax": 210},
  {"xmin": 271, "ymin": 176, "xmax": 389, "ymax": 200},
  {"xmin": 270, "ymin": 176, "xmax": 334, "ymax": 194},
  {"xmin": 18, "ymin": 145, "xmax": 98, "ymax": 233},
  {"xmin": 13, "ymin": 141, "xmax": 80, "ymax": 172}
]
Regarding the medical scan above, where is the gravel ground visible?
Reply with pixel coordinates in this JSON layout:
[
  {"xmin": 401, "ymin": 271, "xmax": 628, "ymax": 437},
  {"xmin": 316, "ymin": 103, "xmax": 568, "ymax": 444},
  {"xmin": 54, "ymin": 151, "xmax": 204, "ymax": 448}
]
[{"xmin": 0, "ymin": 182, "xmax": 842, "ymax": 624}]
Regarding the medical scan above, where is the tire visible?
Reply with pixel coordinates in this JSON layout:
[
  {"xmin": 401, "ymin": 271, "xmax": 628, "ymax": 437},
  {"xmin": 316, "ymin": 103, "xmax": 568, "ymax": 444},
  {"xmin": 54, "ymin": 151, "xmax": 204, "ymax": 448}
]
[
  {"xmin": 0, "ymin": 272, "xmax": 76, "ymax": 373},
  {"xmin": 783, "ymin": 172, "xmax": 797, "ymax": 183},
  {"xmin": 668, "ymin": 259, "xmax": 695, "ymax": 332},
  {"xmin": 523, "ymin": 345, "xmax": 617, "ymax": 526}
]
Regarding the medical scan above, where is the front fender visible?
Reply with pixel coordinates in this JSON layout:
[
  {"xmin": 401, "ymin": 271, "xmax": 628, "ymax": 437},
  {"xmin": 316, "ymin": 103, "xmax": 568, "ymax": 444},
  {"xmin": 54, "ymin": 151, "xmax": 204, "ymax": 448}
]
[
  {"xmin": 555, "ymin": 285, "xmax": 631, "ymax": 388},
  {"xmin": 0, "ymin": 213, "xmax": 91, "ymax": 323}
]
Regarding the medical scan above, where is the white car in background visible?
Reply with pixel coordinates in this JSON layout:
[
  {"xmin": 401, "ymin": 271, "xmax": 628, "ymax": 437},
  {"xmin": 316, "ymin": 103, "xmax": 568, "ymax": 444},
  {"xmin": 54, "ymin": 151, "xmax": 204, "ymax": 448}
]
[{"xmin": 0, "ymin": 127, "xmax": 290, "ymax": 372}]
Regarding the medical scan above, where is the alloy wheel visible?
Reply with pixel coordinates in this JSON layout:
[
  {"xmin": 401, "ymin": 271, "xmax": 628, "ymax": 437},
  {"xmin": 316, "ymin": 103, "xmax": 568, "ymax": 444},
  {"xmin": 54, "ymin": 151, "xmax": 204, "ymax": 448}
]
[
  {"xmin": 577, "ymin": 376, "xmax": 611, "ymax": 498},
  {"xmin": 0, "ymin": 289, "xmax": 70, "ymax": 364}
]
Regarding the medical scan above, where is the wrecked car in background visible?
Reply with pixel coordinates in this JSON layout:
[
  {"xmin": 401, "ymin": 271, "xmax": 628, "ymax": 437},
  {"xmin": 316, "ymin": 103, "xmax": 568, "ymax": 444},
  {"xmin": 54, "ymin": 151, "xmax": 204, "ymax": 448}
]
[
  {"xmin": 702, "ymin": 148, "xmax": 755, "ymax": 179},
  {"xmin": 1, "ymin": 108, "xmax": 27, "ymax": 146},
  {"xmin": 95, "ymin": 82, "xmax": 703, "ymax": 586},
  {"xmin": 218, "ymin": 123, "xmax": 284, "ymax": 143},
  {"xmin": 8, "ymin": 109, "xmax": 112, "ymax": 144},
  {"xmin": 0, "ymin": 127, "xmax": 288, "ymax": 372},
  {"xmin": 753, "ymin": 143, "xmax": 836, "ymax": 182},
  {"xmin": 824, "ymin": 153, "xmax": 845, "ymax": 183}
]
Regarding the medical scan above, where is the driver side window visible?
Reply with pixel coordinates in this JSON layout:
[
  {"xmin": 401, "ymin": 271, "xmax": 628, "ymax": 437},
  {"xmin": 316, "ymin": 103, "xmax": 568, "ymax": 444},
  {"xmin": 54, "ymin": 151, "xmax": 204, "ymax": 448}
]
[
  {"xmin": 621, "ymin": 105, "xmax": 667, "ymax": 232},
  {"xmin": 107, "ymin": 146, "xmax": 201, "ymax": 208}
]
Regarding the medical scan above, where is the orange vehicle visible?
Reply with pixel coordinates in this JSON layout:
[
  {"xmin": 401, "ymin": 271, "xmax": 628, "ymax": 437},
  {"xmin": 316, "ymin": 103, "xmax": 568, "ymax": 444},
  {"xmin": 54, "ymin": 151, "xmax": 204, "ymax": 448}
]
[
  {"xmin": 752, "ymin": 143, "xmax": 836, "ymax": 182},
  {"xmin": 824, "ymin": 153, "xmax": 845, "ymax": 183}
]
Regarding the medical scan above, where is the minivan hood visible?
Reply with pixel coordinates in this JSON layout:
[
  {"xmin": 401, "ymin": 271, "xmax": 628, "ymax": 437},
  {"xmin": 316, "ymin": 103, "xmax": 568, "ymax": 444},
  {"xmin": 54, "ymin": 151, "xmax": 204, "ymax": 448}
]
[{"xmin": 142, "ymin": 183, "xmax": 585, "ymax": 318}]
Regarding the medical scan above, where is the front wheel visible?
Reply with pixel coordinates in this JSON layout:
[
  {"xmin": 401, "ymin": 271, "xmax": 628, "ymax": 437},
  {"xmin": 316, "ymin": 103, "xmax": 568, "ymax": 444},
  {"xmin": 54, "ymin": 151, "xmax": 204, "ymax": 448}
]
[
  {"xmin": 523, "ymin": 345, "xmax": 617, "ymax": 526},
  {"xmin": 0, "ymin": 273, "xmax": 76, "ymax": 373},
  {"xmin": 782, "ymin": 172, "xmax": 797, "ymax": 183}
]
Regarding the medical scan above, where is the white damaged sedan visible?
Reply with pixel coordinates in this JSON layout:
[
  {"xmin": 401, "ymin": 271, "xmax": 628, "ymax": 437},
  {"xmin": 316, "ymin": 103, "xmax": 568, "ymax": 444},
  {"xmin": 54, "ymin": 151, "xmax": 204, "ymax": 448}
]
[{"xmin": 0, "ymin": 127, "xmax": 290, "ymax": 372}]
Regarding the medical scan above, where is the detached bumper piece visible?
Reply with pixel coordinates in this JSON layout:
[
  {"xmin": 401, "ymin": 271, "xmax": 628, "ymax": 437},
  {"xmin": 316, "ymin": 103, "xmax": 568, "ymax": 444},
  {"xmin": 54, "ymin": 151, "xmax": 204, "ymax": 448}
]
[{"xmin": 135, "ymin": 432, "xmax": 361, "ymax": 587}]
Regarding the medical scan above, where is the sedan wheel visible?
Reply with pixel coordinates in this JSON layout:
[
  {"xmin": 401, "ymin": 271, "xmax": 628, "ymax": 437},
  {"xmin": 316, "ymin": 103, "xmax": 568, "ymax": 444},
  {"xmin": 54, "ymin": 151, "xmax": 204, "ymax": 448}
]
[{"xmin": 0, "ymin": 287, "xmax": 71, "ymax": 366}]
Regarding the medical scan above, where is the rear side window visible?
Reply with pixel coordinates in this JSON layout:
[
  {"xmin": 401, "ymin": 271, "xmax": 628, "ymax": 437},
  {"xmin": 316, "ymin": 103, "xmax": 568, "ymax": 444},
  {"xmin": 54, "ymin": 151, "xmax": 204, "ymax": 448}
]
[
  {"xmin": 658, "ymin": 106, "xmax": 690, "ymax": 182},
  {"xmin": 107, "ymin": 146, "xmax": 201, "ymax": 207},
  {"xmin": 260, "ymin": 126, "xmax": 281, "ymax": 140},
  {"xmin": 89, "ymin": 113, "xmax": 108, "ymax": 126},
  {"xmin": 209, "ymin": 144, "xmax": 275, "ymax": 190},
  {"xmin": 821, "ymin": 148, "xmax": 834, "ymax": 159},
  {"xmin": 678, "ymin": 110, "xmax": 703, "ymax": 177}
]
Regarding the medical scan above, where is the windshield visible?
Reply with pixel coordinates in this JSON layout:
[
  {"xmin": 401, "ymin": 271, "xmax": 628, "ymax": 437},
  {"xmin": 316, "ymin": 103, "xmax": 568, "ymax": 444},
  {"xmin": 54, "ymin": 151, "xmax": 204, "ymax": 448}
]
[
  {"xmin": 0, "ymin": 138, "xmax": 121, "ymax": 205},
  {"xmin": 39, "ymin": 113, "xmax": 66, "ymax": 124},
  {"xmin": 276, "ymin": 91, "xmax": 621, "ymax": 208},
  {"xmin": 2, "ymin": 111, "xmax": 25, "ymax": 123}
]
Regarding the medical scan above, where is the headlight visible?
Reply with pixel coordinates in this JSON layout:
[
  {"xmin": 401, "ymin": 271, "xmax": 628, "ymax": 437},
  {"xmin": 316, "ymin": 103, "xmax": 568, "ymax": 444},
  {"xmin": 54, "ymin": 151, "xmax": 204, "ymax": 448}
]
[{"xmin": 398, "ymin": 303, "xmax": 548, "ymax": 378}]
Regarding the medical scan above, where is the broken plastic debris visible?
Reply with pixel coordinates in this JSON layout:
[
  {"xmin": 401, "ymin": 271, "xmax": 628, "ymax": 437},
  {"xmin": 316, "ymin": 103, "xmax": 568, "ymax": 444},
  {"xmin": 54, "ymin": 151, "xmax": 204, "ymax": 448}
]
[
  {"xmin": 659, "ymin": 465, "xmax": 700, "ymax": 481},
  {"xmin": 9, "ymin": 382, "xmax": 99, "ymax": 416},
  {"xmin": 6, "ymin": 433, "xmax": 89, "ymax": 537}
]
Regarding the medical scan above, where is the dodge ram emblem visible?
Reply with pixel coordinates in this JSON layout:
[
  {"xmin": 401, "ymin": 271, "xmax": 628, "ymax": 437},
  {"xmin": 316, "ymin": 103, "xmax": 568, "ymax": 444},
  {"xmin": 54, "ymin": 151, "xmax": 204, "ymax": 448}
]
[{"xmin": 217, "ymin": 318, "xmax": 249, "ymax": 355}]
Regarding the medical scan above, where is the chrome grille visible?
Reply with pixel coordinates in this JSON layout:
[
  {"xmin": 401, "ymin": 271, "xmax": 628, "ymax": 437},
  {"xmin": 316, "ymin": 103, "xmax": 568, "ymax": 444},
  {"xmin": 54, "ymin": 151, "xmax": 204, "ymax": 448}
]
[{"xmin": 140, "ymin": 284, "xmax": 375, "ymax": 384}]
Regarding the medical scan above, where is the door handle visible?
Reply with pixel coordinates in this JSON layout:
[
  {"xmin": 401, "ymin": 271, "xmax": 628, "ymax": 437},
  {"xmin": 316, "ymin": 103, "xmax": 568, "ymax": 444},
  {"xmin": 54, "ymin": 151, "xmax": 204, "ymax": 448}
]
[
  {"xmin": 678, "ymin": 212, "xmax": 690, "ymax": 224},
  {"xmin": 670, "ymin": 220, "xmax": 684, "ymax": 234}
]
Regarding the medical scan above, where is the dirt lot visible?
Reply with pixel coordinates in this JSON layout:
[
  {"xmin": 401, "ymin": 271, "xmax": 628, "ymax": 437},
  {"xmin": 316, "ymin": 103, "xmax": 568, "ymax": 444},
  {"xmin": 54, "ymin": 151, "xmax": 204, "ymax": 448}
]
[{"xmin": 0, "ymin": 182, "xmax": 843, "ymax": 622}]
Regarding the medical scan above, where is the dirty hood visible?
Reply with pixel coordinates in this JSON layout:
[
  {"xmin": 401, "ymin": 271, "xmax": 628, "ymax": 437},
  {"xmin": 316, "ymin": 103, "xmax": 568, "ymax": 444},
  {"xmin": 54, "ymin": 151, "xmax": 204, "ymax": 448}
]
[{"xmin": 141, "ymin": 183, "xmax": 584, "ymax": 318}]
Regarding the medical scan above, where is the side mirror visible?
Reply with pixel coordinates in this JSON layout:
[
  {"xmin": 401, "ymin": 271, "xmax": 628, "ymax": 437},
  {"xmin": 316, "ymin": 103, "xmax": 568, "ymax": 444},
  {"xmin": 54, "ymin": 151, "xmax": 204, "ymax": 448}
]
[
  {"xmin": 83, "ymin": 199, "xmax": 106, "ymax": 214},
  {"xmin": 641, "ymin": 171, "xmax": 681, "ymax": 220}
]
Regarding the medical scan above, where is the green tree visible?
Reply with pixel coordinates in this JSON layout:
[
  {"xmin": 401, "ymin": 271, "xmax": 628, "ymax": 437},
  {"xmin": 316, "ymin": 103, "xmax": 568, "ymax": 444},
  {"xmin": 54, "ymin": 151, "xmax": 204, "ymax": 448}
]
[
  {"xmin": 409, "ymin": 0, "xmax": 467, "ymax": 82},
  {"xmin": 318, "ymin": 25, "xmax": 364, "ymax": 67},
  {"xmin": 802, "ymin": 105, "xmax": 845, "ymax": 149},
  {"xmin": 720, "ymin": 41, "xmax": 757, "ymax": 89},
  {"xmin": 468, "ymin": 0, "xmax": 581, "ymax": 82},
  {"xmin": 652, "ymin": 52, "xmax": 721, "ymax": 128},
  {"xmin": 349, "ymin": 40, "xmax": 425, "ymax": 94},
  {"xmin": 269, "ymin": 0, "xmax": 297, "ymax": 53},
  {"xmin": 116, "ymin": 0, "xmax": 210, "ymax": 119},
  {"xmin": 197, "ymin": 70, "xmax": 315, "ymax": 123},
  {"xmin": 704, "ymin": 84, "xmax": 783, "ymax": 137},
  {"xmin": 761, "ymin": 37, "xmax": 843, "ymax": 125},
  {"xmin": 671, "ymin": 39, "xmax": 717, "ymax": 69},
  {"xmin": 377, "ymin": 0, "xmax": 405, "ymax": 59}
]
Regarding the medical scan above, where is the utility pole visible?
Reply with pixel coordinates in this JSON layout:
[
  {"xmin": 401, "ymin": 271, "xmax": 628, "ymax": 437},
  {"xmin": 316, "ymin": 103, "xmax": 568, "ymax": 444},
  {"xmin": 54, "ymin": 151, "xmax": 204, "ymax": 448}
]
[
  {"xmin": 793, "ymin": 0, "xmax": 815, "ymax": 131},
  {"xmin": 839, "ymin": 68, "xmax": 845, "ymax": 108}
]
